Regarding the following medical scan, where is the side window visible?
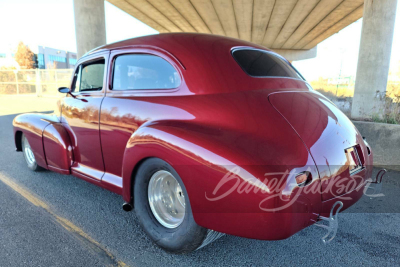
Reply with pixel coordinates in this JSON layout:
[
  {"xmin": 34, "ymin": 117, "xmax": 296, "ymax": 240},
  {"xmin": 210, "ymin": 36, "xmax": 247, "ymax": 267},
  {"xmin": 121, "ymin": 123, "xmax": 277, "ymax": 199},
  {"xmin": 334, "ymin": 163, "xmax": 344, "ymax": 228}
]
[
  {"xmin": 232, "ymin": 49, "xmax": 303, "ymax": 79},
  {"xmin": 72, "ymin": 59, "xmax": 105, "ymax": 92},
  {"xmin": 112, "ymin": 54, "xmax": 181, "ymax": 90}
]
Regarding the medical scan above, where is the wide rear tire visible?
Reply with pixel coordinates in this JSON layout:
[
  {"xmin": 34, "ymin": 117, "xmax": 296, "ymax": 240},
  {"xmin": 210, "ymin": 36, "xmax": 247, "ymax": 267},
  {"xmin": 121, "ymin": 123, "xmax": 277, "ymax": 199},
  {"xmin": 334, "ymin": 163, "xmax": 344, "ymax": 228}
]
[{"xmin": 134, "ymin": 158, "xmax": 208, "ymax": 253}]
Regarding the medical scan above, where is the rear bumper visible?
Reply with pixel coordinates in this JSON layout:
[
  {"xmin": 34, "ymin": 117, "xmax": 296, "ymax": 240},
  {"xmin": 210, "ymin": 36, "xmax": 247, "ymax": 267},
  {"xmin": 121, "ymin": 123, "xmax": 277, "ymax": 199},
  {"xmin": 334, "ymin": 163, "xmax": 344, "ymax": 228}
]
[
  {"xmin": 320, "ymin": 178, "xmax": 366, "ymax": 217},
  {"xmin": 196, "ymin": 166, "xmax": 372, "ymax": 241},
  {"xmin": 319, "ymin": 158, "xmax": 374, "ymax": 216},
  {"xmin": 194, "ymin": 211, "xmax": 317, "ymax": 240}
]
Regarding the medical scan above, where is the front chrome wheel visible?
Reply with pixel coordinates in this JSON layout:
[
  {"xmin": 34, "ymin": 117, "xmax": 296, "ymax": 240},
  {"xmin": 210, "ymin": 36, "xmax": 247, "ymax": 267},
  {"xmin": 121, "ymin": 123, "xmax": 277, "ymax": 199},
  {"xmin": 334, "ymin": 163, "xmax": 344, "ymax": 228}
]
[
  {"xmin": 148, "ymin": 170, "xmax": 186, "ymax": 229},
  {"xmin": 22, "ymin": 134, "xmax": 36, "ymax": 167}
]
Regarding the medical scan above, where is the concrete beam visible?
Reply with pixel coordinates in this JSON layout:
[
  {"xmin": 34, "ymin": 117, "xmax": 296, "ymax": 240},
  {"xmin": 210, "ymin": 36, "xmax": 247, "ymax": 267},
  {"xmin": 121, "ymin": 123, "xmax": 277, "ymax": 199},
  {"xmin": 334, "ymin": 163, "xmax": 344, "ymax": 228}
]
[
  {"xmin": 147, "ymin": 0, "xmax": 196, "ymax": 32},
  {"xmin": 190, "ymin": 0, "xmax": 225, "ymax": 35},
  {"xmin": 282, "ymin": 0, "xmax": 343, "ymax": 49},
  {"xmin": 74, "ymin": 0, "xmax": 107, "ymax": 58},
  {"xmin": 251, "ymin": 0, "xmax": 275, "ymax": 44},
  {"xmin": 232, "ymin": 0, "xmax": 253, "ymax": 42},
  {"xmin": 295, "ymin": 0, "xmax": 364, "ymax": 49},
  {"xmin": 106, "ymin": 0, "xmax": 370, "ymax": 51},
  {"xmin": 262, "ymin": 0, "xmax": 297, "ymax": 48},
  {"xmin": 351, "ymin": 0, "xmax": 398, "ymax": 119},
  {"xmin": 273, "ymin": 46, "xmax": 317, "ymax": 62},
  {"xmin": 126, "ymin": 0, "xmax": 182, "ymax": 32},
  {"xmin": 272, "ymin": 0, "xmax": 319, "ymax": 49},
  {"xmin": 168, "ymin": 0, "xmax": 211, "ymax": 33},
  {"xmin": 212, "ymin": 0, "xmax": 239, "ymax": 38},
  {"xmin": 303, "ymin": 5, "xmax": 363, "ymax": 50}
]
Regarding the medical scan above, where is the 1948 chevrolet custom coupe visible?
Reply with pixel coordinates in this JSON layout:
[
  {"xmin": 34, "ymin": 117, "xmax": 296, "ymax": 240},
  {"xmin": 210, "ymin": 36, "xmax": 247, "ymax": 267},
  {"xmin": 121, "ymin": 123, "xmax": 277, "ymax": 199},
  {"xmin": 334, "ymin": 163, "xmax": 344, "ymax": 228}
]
[{"xmin": 13, "ymin": 33, "xmax": 377, "ymax": 253}]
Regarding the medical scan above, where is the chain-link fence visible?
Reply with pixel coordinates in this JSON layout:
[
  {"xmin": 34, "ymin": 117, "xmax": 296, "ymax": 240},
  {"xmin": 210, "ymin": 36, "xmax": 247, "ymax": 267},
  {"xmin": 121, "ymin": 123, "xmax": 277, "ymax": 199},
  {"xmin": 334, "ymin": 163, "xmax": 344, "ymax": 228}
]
[{"xmin": 0, "ymin": 69, "xmax": 73, "ymax": 96}]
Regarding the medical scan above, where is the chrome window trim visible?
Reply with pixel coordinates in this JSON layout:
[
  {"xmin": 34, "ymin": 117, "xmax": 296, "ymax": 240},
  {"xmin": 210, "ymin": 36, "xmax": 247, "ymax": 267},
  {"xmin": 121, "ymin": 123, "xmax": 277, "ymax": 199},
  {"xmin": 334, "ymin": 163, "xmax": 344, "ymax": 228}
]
[
  {"xmin": 71, "ymin": 57, "xmax": 106, "ymax": 93},
  {"xmin": 231, "ymin": 47, "xmax": 306, "ymax": 82}
]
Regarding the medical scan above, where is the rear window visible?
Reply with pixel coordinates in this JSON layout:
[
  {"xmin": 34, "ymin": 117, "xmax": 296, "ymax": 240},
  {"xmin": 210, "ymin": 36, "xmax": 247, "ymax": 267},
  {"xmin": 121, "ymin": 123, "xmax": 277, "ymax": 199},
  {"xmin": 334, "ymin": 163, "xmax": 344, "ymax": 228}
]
[{"xmin": 232, "ymin": 49, "xmax": 303, "ymax": 79}]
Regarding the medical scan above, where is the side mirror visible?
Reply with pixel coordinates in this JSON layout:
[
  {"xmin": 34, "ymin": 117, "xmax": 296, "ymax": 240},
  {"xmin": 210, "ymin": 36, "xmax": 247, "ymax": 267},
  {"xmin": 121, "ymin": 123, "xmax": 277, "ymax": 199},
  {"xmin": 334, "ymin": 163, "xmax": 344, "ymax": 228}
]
[{"xmin": 58, "ymin": 87, "xmax": 70, "ymax": 94}]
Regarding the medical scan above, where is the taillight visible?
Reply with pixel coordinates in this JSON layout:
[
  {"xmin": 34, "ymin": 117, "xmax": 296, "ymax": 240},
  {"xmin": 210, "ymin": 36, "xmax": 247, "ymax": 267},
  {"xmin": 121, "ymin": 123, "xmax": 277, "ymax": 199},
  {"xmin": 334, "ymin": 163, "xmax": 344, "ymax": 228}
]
[
  {"xmin": 363, "ymin": 137, "xmax": 371, "ymax": 156},
  {"xmin": 296, "ymin": 172, "xmax": 311, "ymax": 187}
]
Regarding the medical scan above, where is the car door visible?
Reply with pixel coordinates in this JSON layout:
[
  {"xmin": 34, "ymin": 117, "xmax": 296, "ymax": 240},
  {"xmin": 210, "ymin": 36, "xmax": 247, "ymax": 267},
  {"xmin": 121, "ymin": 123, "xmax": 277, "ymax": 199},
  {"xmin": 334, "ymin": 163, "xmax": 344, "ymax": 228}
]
[
  {"xmin": 99, "ymin": 49, "xmax": 183, "ymax": 189},
  {"xmin": 61, "ymin": 52, "xmax": 109, "ymax": 180}
]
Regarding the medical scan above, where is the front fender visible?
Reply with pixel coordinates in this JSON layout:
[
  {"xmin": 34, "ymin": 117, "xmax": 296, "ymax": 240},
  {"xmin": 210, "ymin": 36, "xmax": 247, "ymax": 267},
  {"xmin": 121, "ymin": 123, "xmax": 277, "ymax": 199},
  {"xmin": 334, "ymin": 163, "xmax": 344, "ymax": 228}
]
[
  {"xmin": 42, "ymin": 123, "xmax": 73, "ymax": 174},
  {"xmin": 13, "ymin": 113, "xmax": 71, "ymax": 174},
  {"xmin": 13, "ymin": 113, "xmax": 58, "ymax": 169}
]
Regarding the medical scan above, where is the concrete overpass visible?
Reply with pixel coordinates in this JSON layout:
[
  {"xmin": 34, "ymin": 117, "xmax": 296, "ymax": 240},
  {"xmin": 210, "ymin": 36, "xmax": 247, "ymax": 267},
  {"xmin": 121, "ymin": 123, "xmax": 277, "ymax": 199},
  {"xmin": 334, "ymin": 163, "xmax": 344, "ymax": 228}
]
[
  {"xmin": 105, "ymin": 0, "xmax": 365, "ymax": 61},
  {"xmin": 73, "ymin": 0, "xmax": 398, "ymax": 119}
]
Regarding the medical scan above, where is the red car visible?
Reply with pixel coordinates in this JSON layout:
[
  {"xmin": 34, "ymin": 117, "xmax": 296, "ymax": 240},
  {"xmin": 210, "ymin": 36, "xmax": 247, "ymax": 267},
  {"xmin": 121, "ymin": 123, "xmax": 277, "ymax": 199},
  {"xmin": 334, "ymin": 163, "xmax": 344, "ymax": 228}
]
[{"xmin": 13, "ymin": 33, "xmax": 374, "ymax": 253}]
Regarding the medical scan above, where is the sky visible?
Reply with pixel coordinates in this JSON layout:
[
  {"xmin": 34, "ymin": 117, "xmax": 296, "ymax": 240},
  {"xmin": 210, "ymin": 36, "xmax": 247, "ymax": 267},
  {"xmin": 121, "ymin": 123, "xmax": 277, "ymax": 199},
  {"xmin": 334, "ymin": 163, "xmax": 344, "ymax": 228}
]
[
  {"xmin": 0, "ymin": 0, "xmax": 399, "ymax": 81},
  {"xmin": 0, "ymin": 0, "xmax": 157, "ymax": 53}
]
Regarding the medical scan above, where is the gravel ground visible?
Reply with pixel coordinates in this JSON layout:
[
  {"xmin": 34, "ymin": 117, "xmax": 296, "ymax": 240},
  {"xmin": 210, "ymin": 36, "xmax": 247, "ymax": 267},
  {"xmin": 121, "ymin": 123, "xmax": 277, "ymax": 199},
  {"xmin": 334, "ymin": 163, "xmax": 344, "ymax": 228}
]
[{"xmin": 0, "ymin": 111, "xmax": 400, "ymax": 267}]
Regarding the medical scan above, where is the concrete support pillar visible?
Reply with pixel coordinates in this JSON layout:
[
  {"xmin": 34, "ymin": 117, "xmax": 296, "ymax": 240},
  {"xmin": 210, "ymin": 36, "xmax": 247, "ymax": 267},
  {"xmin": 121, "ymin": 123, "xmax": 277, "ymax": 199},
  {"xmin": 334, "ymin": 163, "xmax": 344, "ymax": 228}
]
[
  {"xmin": 351, "ymin": 0, "xmax": 398, "ymax": 119},
  {"xmin": 73, "ymin": 0, "xmax": 106, "ymax": 59}
]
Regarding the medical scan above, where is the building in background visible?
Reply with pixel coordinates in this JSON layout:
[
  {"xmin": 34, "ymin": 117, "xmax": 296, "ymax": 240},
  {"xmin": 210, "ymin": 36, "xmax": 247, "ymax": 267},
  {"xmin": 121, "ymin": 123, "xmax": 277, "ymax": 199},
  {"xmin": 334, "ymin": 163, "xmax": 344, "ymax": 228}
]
[
  {"xmin": 37, "ymin": 46, "xmax": 77, "ymax": 69},
  {"xmin": 1, "ymin": 46, "xmax": 77, "ymax": 70},
  {"xmin": 0, "ymin": 51, "xmax": 19, "ymax": 69}
]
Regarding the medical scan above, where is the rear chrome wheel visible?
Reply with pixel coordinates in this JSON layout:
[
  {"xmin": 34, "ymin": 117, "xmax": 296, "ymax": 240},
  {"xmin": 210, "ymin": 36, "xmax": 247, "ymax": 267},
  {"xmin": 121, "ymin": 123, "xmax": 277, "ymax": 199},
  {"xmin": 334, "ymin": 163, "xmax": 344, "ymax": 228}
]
[
  {"xmin": 148, "ymin": 170, "xmax": 186, "ymax": 229},
  {"xmin": 21, "ymin": 134, "xmax": 43, "ymax": 171},
  {"xmin": 134, "ymin": 158, "xmax": 208, "ymax": 253}
]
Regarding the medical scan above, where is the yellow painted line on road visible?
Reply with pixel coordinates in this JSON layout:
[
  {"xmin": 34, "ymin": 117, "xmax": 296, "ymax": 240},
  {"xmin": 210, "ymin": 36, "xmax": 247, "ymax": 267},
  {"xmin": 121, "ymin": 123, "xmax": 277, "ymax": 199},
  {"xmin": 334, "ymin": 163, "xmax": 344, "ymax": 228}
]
[
  {"xmin": 0, "ymin": 174, "xmax": 128, "ymax": 267},
  {"xmin": 0, "ymin": 175, "xmax": 49, "ymax": 209}
]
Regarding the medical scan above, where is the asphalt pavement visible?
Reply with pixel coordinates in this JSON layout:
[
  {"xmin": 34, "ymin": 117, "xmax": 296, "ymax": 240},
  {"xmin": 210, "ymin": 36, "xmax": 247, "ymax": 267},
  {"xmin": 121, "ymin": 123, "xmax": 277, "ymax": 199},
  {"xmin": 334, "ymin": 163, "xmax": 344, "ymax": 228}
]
[{"xmin": 1, "ymin": 111, "xmax": 400, "ymax": 267}]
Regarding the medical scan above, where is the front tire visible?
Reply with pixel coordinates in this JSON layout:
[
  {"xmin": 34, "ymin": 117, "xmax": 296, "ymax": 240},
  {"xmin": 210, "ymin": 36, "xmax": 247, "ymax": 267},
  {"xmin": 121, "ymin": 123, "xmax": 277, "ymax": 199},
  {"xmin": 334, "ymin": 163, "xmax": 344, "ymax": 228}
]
[
  {"xmin": 134, "ymin": 158, "xmax": 208, "ymax": 253},
  {"xmin": 22, "ymin": 133, "xmax": 44, "ymax": 171}
]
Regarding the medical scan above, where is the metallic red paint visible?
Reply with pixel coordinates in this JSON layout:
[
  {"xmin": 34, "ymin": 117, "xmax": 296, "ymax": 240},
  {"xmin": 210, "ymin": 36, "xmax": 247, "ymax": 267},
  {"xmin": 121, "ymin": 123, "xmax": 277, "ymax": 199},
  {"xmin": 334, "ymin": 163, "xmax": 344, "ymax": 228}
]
[
  {"xmin": 269, "ymin": 91, "xmax": 374, "ymax": 201},
  {"xmin": 13, "ymin": 113, "xmax": 60, "ymax": 169},
  {"xmin": 12, "ymin": 33, "xmax": 372, "ymax": 241},
  {"xmin": 43, "ymin": 123, "xmax": 72, "ymax": 174}
]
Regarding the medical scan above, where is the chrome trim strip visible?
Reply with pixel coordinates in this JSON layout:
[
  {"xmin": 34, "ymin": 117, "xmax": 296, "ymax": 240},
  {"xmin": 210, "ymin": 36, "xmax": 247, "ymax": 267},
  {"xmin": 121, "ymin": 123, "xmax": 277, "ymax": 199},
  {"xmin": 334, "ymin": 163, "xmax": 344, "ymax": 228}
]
[{"xmin": 230, "ymin": 46, "xmax": 307, "ymax": 82}]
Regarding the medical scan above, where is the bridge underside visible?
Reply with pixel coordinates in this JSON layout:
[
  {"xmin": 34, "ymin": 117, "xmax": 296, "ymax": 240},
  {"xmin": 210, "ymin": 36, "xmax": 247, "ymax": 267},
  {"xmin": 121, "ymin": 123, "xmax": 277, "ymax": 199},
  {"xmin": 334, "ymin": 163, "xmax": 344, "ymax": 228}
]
[
  {"xmin": 106, "ymin": 0, "xmax": 364, "ymax": 52},
  {"xmin": 74, "ymin": 0, "xmax": 398, "ymax": 119}
]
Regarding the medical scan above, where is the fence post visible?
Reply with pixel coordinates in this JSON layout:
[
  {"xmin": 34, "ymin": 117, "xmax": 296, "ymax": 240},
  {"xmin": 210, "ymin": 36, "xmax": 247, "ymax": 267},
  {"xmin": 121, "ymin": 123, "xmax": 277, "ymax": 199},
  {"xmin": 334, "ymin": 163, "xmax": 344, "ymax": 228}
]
[
  {"xmin": 36, "ymin": 69, "xmax": 42, "ymax": 97},
  {"xmin": 55, "ymin": 70, "xmax": 58, "ymax": 90},
  {"xmin": 14, "ymin": 71, "xmax": 19, "ymax": 94}
]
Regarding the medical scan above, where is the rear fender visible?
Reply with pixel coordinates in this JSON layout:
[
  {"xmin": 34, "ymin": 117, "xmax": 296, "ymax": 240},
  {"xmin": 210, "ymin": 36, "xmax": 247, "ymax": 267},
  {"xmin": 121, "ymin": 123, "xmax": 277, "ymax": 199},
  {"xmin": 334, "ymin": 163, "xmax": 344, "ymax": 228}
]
[
  {"xmin": 121, "ymin": 125, "xmax": 220, "ymax": 204},
  {"xmin": 121, "ymin": 123, "xmax": 258, "ymax": 203},
  {"xmin": 121, "ymin": 122, "xmax": 321, "ymax": 239}
]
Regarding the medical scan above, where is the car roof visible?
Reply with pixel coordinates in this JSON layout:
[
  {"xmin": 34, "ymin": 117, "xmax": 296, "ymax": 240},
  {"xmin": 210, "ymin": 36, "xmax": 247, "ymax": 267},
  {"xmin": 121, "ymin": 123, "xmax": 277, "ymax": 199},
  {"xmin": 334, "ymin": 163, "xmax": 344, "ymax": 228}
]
[
  {"xmin": 85, "ymin": 33, "xmax": 270, "ymax": 56},
  {"xmin": 81, "ymin": 33, "xmax": 306, "ymax": 96}
]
